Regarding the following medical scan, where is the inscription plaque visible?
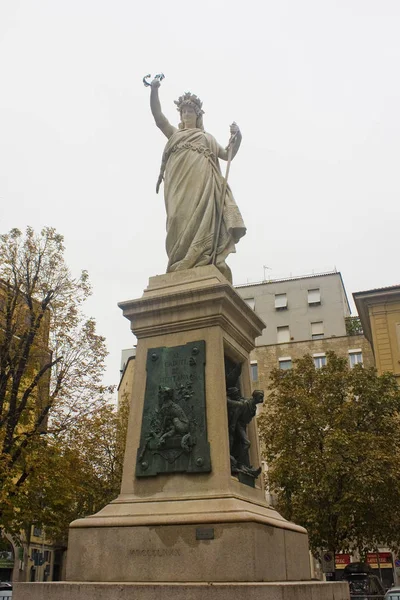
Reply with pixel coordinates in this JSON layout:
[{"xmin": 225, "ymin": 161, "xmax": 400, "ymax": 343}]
[
  {"xmin": 136, "ymin": 340, "xmax": 211, "ymax": 477},
  {"xmin": 196, "ymin": 527, "xmax": 214, "ymax": 540}
]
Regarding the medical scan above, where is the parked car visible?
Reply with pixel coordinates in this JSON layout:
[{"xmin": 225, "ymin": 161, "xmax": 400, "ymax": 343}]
[
  {"xmin": 0, "ymin": 583, "xmax": 12, "ymax": 599},
  {"xmin": 385, "ymin": 587, "xmax": 400, "ymax": 599},
  {"xmin": 343, "ymin": 562, "xmax": 386, "ymax": 599}
]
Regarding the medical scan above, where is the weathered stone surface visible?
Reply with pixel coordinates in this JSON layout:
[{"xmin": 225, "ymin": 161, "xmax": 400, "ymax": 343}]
[
  {"xmin": 66, "ymin": 522, "xmax": 310, "ymax": 583},
  {"xmin": 14, "ymin": 581, "xmax": 350, "ymax": 600}
]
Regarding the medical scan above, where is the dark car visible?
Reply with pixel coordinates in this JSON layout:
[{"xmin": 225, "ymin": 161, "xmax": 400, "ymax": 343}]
[{"xmin": 343, "ymin": 562, "xmax": 386, "ymax": 599}]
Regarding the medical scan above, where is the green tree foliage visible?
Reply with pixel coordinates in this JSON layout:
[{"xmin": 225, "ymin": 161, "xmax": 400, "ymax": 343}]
[
  {"xmin": 258, "ymin": 352, "xmax": 400, "ymax": 555},
  {"xmin": 0, "ymin": 227, "xmax": 117, "ymax": 534},
  {"xmin": 14, "ymin": 394, "xmax": 129, "ymax": 543}
]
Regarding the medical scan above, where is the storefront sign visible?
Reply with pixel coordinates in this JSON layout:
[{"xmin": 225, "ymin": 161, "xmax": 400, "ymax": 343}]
[
  {"xmin": 335, "ymin": 553, "xmax": 351, "ymax": 569},
  {"xmin": 367, "ymin": 552, "xmax": 393, "ymax": 568}
]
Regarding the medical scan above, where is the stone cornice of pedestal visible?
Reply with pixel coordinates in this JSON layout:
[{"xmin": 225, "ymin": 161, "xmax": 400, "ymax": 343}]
[
  {"xmin": 14, "ymin": 581, "xmax": 352, "ymax": 600},
  {"xmin": 69, "ymin": 495, "xmax": 307, "ymax": 534},
  {"xmin": 14, "ymin": 581, "xmax": 350, "ymax": 600},
  {"xmin": 118, "ymin": 283, "xmax": 265, "ymax": 353}
]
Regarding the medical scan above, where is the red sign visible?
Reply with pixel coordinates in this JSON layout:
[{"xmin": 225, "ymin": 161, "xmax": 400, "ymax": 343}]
[
  {"xmin": 335, "ymin": 554, "xmax": 351, "ymax": 569},
  {"xmin": 367, "ymin": 552, "xmax": 393, "ymax": 568}
]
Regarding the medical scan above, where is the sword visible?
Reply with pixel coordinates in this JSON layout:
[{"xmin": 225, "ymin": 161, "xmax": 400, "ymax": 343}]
[{"xmin": 211, "ymin": 126, "xmax": 238, "ymax": 266}]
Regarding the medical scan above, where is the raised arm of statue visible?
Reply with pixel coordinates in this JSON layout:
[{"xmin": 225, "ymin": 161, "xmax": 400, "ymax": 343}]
[
  {"xmin": 218, "ymin": 122, "xmax": 242, "ymax": 161},
  {"xmin": 150, "ymin": 79, "xmax": 176, "ymax": 139}
]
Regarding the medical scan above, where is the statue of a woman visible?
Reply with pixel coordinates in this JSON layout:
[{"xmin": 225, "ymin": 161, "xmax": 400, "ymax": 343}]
[{"xmin": 150, "ymin": 78, "xmax": 246, "ymax": 282}]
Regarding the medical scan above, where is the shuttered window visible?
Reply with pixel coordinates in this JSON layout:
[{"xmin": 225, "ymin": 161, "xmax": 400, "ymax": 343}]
[
  {"xmin": 277, "ymin": 326, "xmax": 290, "ymax": 343},
  {"xmin": 275, "ymin": 293, "xmax": 287, "ymax": 310},
  {"xmin": 311, "ymin": 321, "xmax": 324, "ymax": 340},
  {"xmin": 308, "ymin": 288, "xmax": 321, "ymax": 305}
]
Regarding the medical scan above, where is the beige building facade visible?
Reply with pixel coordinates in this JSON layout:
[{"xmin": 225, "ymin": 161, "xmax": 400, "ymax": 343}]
[
  {"xmin": 354, "ymin": 285, "xmax": 400, "ymax": 383},
  {"xmin": 236, "ymin": 271, "xmax": 351, "ymax": 347},
  {"xmin": 118, "ymin": 348, "xmax": 136, "ymax": 409},
  {"xmin": 250, "ymin": 334, "xmax": 374, "ymax": 390},
  {"xmin": 235, "ymin": 272, "xmax": 374, "ymax": 392}
]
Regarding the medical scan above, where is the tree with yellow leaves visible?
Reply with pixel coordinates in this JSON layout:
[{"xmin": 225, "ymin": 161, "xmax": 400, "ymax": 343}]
[{"xmin": 0, "ymin": 227, "xmax": 114, "ymax": 535}]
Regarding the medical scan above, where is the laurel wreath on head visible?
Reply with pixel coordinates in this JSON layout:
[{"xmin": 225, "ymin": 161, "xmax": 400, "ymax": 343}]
[{"xmin": 174, "ymin": 92, "xmax": 205, "ymax": 116}]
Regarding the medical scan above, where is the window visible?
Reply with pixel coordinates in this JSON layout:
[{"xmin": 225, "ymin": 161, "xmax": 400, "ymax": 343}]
[
  {"xmin": 274, "ymin": 293, "xmax": 287, "ymax": 310},
  {"xmin": 313, "ymin": 353, "xmax": 326, "ymax": 369},
  {"xmin": 308, "ymin": 288, "xmax": 321, "ymax": 305},
  {"xmin": 31, "ymin": 548, "xmax": 41, "ymax": 563},
  {"xmin": 33, "ymin": 527, "xmax": 42, "ymax": 537},
  {"xmin": 349, "ymin": 350, "xmax": 363, "ymax": 368},
  {"xmin": 311, "ymin": 321, "xmax": 324, "ymax": 340},
  {"xmin": 244, "ymin": 298, "xmax": 255, "ymax": 310},
  {"xmin": 277, "ymin": 326, "xmax": 290, "ymax": 343},
  {"xmin": 250, "ymin": 361, "xmax": 258, "ymax": 381},
  {"xmin": 279, "ymin": 357, "xmax": 292, "ymax": 370}
]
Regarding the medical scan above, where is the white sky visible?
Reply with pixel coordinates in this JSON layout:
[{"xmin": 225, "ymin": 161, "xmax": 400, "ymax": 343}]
[{"xmin": 1, "ymin": 0, "xmax": 399, "ymax": 387}]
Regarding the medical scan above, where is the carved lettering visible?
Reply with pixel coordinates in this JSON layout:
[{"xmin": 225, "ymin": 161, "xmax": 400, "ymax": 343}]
[
  {"xmin": 164, "ymin": 359, "xmax": 188, "ymax": 368},
  {"xmin": 129, "ymin": 548, "xmax": 181, "ymax": 557}
]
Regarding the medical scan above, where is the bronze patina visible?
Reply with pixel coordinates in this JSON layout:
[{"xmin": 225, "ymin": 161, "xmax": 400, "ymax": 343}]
[{"xmin": 136, "ymin": 340, "xmax": 211, "ymax": 477}]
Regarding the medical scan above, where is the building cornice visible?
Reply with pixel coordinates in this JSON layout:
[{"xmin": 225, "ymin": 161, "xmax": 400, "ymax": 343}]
[{"xmin": 353, "ymin": 286, "xmax": 400, "ymax": 346}]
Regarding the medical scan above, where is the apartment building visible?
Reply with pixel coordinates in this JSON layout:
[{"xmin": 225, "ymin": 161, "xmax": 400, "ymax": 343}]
[{"xmin": 235, "ymin": 271, "xmax": 374, "ymax": 388}]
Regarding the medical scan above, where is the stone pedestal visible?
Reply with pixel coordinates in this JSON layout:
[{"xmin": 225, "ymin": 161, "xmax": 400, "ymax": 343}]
[
  {"xmin": 13, "ymin": 267, "xmax": 349, "ymax": 599},
  {"xmin": 14, "ymin": 581, "xmax": 350, "ymax": 600},
  {"xmin": 66, "ymin": 266, "xmax": 310, "ymax": 583}
]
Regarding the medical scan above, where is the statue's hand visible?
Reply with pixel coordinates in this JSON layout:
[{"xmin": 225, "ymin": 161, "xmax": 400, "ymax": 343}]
[
  {"xmin": 151, "ymin": 77, "xmax": 161, "ymax": 89},
  {"xmin": 230, "ymin": 122, "xmax": 240, "ymax": 137}
]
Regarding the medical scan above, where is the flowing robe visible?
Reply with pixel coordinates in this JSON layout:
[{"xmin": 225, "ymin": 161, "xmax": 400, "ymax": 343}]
[{"xmin": 160, "ymin": 128, "xmax": 246, "ymax": 280}]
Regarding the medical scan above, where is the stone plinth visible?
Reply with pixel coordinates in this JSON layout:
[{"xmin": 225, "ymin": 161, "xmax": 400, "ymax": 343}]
[
  {"xmin": 14, "ymin": 581, "xmax": 350, "ymax": 600},
  {"xmin": 67, "ymin": 521, "xmax": 310, "ymax": 583}
]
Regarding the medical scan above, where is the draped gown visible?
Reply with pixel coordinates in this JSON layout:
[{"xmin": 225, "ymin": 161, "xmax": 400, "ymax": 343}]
[{"xmin": 159, "ymin": 128, "xmax": 246, "ymax": 282}]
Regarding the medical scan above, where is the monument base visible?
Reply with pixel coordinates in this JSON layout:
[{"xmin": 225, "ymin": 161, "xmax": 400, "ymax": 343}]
[
  {"xmin": 62, "ymin": 267, "xmax": 312, "ymax": 586},
  {"xmin": 66, "ymin": 521, "xmax": 310, "ymax": 583},
  {"xmin": 14, "ymin": 581, "xmax": 350, "ymax": 600}
]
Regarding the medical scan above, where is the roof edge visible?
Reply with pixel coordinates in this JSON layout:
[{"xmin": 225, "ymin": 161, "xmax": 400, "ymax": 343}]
[{"xmin": 235, "ymin": 270, "xmax": 339, "ymax": 289}]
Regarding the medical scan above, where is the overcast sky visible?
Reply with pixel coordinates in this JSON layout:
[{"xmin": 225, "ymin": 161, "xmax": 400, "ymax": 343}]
[{"xmin": 1, "ymin": 0, "xmax": 399, "ymax": 387}]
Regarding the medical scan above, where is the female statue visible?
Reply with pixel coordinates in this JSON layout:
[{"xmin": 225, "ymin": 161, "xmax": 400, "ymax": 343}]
[{"xmin": 149, "ymin": 78, "xmax": 246, "ymax": 282}]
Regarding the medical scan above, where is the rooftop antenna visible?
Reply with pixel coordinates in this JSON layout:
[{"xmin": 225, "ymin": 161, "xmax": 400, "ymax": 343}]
[{"xmin": 263, "ymin": 265, "xmax": 272, "ymax": 282}]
